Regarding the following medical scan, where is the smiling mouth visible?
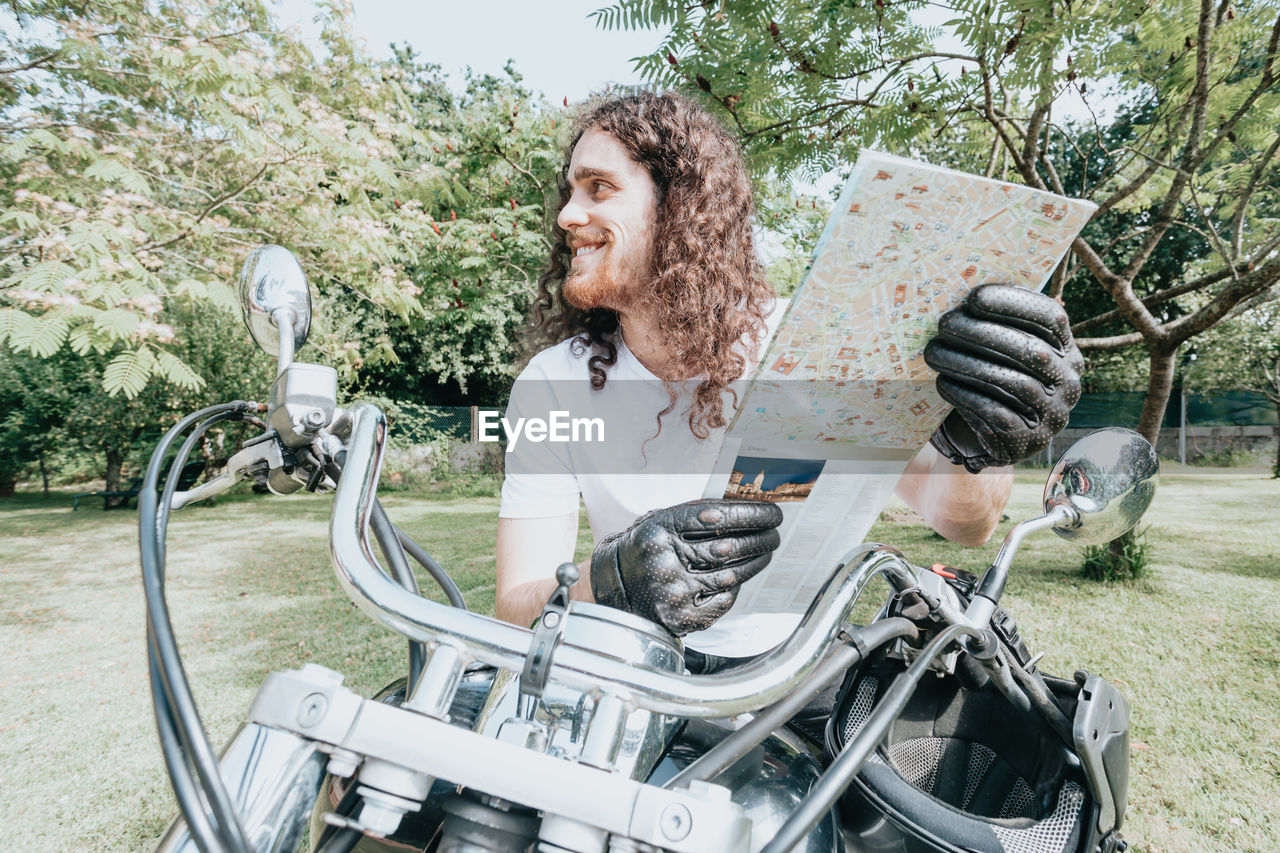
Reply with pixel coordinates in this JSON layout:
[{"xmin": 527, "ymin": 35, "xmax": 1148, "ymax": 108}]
[{"xmin": 574, "ymin": 244, "xmax": 603, "ymax": 257}]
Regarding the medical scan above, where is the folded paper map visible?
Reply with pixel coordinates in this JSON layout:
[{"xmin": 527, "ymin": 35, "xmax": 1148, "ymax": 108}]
[{"xmin": 704, "ymin": 150, "xmax": 1096, "ymax": 617}]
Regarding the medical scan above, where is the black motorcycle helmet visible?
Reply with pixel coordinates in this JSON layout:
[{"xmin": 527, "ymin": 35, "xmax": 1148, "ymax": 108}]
[{"xmin": 826, "ymin": 654, "xmax": 1124, "ymax": 853}]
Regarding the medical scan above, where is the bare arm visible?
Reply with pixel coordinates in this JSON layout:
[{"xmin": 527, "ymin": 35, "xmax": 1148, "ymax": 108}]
[
  {"xmin": 894, "ymin": 443, "xmax": 1013, "ymax": 547},
  {"xmin": 495, "ymin": 513, "xmax": 595, "ymax": 628}
]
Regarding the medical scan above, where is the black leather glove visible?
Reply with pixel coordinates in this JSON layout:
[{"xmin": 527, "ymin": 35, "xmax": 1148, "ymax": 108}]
[
  {"xmin": 590, "ymin": 499, "xmax": 783, "ymax": 637},
  {"xmin": 925, "ymin": 283, "xmax": 1083, "ymax": 473}
]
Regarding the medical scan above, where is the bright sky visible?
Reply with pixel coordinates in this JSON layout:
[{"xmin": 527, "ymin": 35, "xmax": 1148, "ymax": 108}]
[
  {"xmin": 269, "ymin": 1, "xmax": 1105, "ymax": 198},
  {"xmin": 272, "ymin": 0, "xmax": 661, "ymax": 102}
]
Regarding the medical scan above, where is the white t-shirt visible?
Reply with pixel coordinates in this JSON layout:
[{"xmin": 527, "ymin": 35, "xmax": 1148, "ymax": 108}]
[{"xmin": 499, "ymin": 303, "xmax": 803, "ymax": 655}]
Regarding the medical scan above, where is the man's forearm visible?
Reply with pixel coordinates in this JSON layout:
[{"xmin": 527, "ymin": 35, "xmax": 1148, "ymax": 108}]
[
  {"xmin": 494, "ymin": 558, "xmax": 594, "ymax": 628},
  {"xmin": 897, "ymin": 444, "xmax": 1013, "ymax": 546}
]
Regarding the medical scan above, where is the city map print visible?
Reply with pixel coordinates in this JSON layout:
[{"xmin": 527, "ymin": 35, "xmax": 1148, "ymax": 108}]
[{"xmin": 735, "ymin": 150, "xmax": 1096, "ymax": 449}]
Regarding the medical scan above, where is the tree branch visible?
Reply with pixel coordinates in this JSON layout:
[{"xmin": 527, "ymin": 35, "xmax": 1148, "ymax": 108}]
[
  {"xmin": 1117, "ymin": 0, "xmax": 1217, "ymax": 286},
  {"xmin": 1077, "ymin": 331, "xmax": 1146, "ymax": 350},
  {"xmin": 0, "ymin": 51, "xmax": 61, "ymax": 76},
  {"xmin": 139, "ymin": 160, "xmax": 276, "ymax": 252},
  {"xmin": 1094, "ymin": 103, "xmax": 1194, "ymax": 215},
  {"xmin": 1071, "ymin": 268, "xmax": 1233, "ymax": 334},
  {"xmin": 1191, "ymin": 10, "xmax": 1280, "ymax": 174},
  {"xmin": 1167, "ymin": 255, "xmax": 1280, "ymax": 344},
  {"xmin": 1230, "ymin": 132, "xmax": 1280, "ymax": 257}
]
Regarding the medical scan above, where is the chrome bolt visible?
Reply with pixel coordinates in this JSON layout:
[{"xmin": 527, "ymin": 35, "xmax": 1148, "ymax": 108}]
[
  {"xmin": 305, "ymin": 408, "xmax": 327, "ymax": 428},
  {"xmin": 298, "ymin": 691, "xmax": 328, "ymax": 727},
  {"xmin": 325, "ymin": 749, "xmax": 360, "ymax": 778},
  {"xmin": 659, "ymin": 803, "xmax": 692, "ymax": 842}
]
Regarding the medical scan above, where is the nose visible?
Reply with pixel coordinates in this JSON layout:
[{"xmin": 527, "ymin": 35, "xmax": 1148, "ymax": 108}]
[{"xmin": 557, "ymin": 191, "xmax": 589, "ymax": 232}]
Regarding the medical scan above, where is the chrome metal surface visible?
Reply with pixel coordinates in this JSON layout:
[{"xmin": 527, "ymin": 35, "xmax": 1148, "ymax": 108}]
[
  {"xmin": 248, "ymin": 666, "xmax": 753, "ymax": 853},
  {"xmin": 156, "ymin": 723, "xmax": 326, "ymax": 853},
  {"xmin": 239, "ymin": 245, "xmax": 312, "ymax": 361},
  {"xmin": 1044, "ymin": 427, "xmax": 1159, "ymax": 545},
  {"xmin": 169, "ymin": 439, "xmax": 279, "ymax": 510},
  {"xmin": 328, "ymin": 405, "xmax": 920, "ymax": 719},
  {"xmin": 404, "ymin": 643, "xmax": 465, "ymax": 719},
  {"xmin": 964, "ymin": 506, "xmax": 1075, "ymax": 626},
  {"xmin": 580, "ymin": 693, "xmax": 630, "ymax": 771},
  {"xmin": 653, "ymin": 722, "xmax": 841, "ymax": 853},
  {"xmin": 475, "ymin": 603, "xmax": 685, "ymax": 781},
  {"xmin": 268, "ymin": 363, "xmax": 338, "ymax": 450}
]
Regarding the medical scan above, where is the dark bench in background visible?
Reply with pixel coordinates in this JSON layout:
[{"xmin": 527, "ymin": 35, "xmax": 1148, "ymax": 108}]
[{"xmin": 72, "ymin": 460, "xmax": 206, "ymax": 510}]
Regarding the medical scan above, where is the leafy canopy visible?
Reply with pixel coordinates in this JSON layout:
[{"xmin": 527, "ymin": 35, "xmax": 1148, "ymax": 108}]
[{"xmin": 0, "ymin": 0, "xmax": 448, "ymax": 395}]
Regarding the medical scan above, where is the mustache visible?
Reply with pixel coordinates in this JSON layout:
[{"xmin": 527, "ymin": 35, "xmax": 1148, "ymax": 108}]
[{"xmin": 566, "ymin": 230, "xmax": 609, "ymax": 249}]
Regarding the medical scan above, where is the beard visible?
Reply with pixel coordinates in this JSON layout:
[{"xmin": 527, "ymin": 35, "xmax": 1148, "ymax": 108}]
[{"xmin": 562, "ymin": 234, "xmax": 652, "ymax": 313}]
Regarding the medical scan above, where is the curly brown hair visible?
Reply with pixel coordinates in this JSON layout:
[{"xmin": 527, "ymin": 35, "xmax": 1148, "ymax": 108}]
[{"xmin": 529, "ymin": 90, "xmax": 774, "ymax": 439}]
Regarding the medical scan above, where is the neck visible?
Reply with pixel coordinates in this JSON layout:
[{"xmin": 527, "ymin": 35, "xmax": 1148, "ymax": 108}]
[{"xmin": 618, "ymin": 307, "xmax": 683, "ymax": 380}]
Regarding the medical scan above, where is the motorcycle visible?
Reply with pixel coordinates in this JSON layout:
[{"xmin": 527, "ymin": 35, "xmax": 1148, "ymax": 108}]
[{"xmin": 143, "ymin": 245, "xmax": 1155, "ymax": 853}]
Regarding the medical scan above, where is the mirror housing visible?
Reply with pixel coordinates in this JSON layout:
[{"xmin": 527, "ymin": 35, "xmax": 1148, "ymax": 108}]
[
  {"xmin": 239, "ymin": 245, "xmax": 312, "ymax": 367},
  {"xmin": 1044, "ymin": 428, "xmax": 1159, "ymax": 545}
]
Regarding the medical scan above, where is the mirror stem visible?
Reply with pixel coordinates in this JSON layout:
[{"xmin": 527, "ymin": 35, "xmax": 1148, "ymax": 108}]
[
  {"xmin": 273, "ymin": 306, "xmax": 296, "ymax": 373},
  {"xmin": 965, "ymin": 505, "xmax": 1077, "ymax": 627}
]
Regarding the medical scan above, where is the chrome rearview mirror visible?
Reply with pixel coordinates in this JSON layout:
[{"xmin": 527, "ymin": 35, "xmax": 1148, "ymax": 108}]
[
  {"xmin": 239, "ymin": 245, "xmax": 312, "ymax": 369},
  {"xmin": 1044, "ymin": 428, "xmax": 1159, "ymax": 545}
]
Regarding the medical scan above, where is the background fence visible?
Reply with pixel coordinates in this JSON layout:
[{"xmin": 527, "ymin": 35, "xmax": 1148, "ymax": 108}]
[{"xmin": 1049, "ymin": 390, "xmax": 1277, "ymax": 465}]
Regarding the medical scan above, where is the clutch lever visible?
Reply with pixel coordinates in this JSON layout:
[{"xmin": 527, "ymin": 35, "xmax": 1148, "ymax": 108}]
[{"xmin": 518, "ymin": 563, "xmax": 578, "ymax": 717}]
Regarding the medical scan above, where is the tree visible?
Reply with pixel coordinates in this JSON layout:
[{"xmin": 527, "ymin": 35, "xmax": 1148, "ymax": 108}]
[
  {"xmin": 7, "ymin": 298, "xmax": 275, "ymax": 499},
  {"xmin": 1189, "ymin": 294, "xmax": 1280, "ymax": 475},
  {"xmin": 594, "ymin": 0, "xmax": 1280, "ymax": 448},
  {"xmin": 354, "ymin": 56, "xmax": 567, "ymax": 404},
  {"xmin": 0, "ymin": 348, "xmax": 68, "ymax": 496},
  {"xmin": 0, "ymin": 0, "xmax": 453, "ymax": 396}
]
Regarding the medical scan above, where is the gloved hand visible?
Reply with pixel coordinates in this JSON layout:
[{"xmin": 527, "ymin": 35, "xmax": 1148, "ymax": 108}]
[
  {"xmin": 925, "ymin": 283, "xmax": 1083, "ymax": 473},
  {"xmin": 590, "ymin": 498, "xmax": 783, "ymax": 637}
]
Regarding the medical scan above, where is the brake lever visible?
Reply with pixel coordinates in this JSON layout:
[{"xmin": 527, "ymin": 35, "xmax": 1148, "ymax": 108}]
[{"xmin": 518, "ymin": 563, "xmax": 578, "ymax": 714}]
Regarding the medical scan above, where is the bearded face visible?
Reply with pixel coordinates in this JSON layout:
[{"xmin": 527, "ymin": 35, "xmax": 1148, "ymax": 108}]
[{"xmin": 557, "ymin": 129, "xmax": 659, "ymax": 313}]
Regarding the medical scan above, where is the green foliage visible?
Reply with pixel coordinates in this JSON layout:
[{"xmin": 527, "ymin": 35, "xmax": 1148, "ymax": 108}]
[
  {"xmin": 599, "ymin": 0, "xmax": 1280, "ymax": 417},
  {"xmin": 1081, "ymin": 527, "xmax": 1151, "ymax": 582},
  {"xmin": 1188, "ymin": 446, "xmax": 1264, "ymax": 467},
  {"xmin": 756, "ymin": 182, "xmax": 831, "ymax": 296},
  {"xmin": 6, "ymin": 300, "xmax": 275, "ymax": 491},
  {"xmin": 0, "ymin": 0, "xmax": 449, "ymax": 395},
  {"xmin": 353, "ymin": 56, "xmax": 566, "ymax": 403},
  {"xmin": 0, "ymin": 347, "xmax": 68, "ymax": 487},
  {"xmin": 1191, "ymin": 297, "xmax": 1280, "ymax": 399}
]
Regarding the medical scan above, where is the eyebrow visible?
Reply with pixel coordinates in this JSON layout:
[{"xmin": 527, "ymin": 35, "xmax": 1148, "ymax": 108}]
[{"xmin": 571, "ymin": 166, "xmax": 621, "ymax": 185}]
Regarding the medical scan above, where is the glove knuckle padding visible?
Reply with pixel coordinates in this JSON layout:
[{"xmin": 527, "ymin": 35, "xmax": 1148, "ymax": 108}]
[
  {"xmin": 591, "ymin": 498, "xmax": 783, "ymax": 636},
  {"xmin": 968, "ymin": 284, "xmax": 1073, "ymax": 350},
  {"xmin": 928, "ymin": 284, "xmax": 1083, "ymax": 471},
  {"xmin": 689, "ymin": 529, "xmax": 782, "ymax": 568},
  {"xmin": 930, "ymin": 351, "xmax": 1047, "ymax": 423}
]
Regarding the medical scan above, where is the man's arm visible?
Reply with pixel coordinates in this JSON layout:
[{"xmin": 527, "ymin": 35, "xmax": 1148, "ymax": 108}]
[
  {"xmin": 495, "ymin": 513, "xmax": 594, "ymax": 628},
  {"xmin": 894, "ymin": 443, "xmax": 1012, "ymax": 547}
]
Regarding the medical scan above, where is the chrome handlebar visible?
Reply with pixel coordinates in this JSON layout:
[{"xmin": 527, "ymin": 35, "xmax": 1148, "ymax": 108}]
[{"xmin": 329, "ymin": 403, "xmax": 921, "ymax": 719}]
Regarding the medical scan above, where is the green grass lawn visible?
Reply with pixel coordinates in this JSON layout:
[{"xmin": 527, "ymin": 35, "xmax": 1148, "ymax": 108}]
[{"xmin": 2, "ymin": 466, "xmax": 1277, "ymax": 851}]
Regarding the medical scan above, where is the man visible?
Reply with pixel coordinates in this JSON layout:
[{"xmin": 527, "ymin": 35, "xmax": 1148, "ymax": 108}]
[{"xmin": 495, "ymin": 92, "xmax": 1081, "ymax": 665}]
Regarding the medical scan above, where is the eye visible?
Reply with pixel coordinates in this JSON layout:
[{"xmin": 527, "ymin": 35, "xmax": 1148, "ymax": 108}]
[{"xmin": 592, "ymin": 180, "xmax": 611, "ymax": 196}]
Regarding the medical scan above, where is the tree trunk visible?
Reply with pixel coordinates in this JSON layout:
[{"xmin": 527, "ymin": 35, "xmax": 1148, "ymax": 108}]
[
  {"xmin": 1136, "ymin": 346, "xmax": 1179, "ymax": 446},
  {"xmin": 38, "ymin": 452, "xmax": 49, "ymax": 498},
  {"xmin": 0, "ymin": 477, "xmax": 14, "ymax": 498},
  {"xmin": 104, "ymin": 449, "xmax": 124, "ymax": 509},
  {"xmin": 1108, "ymin": 345, "xmax": 1178, "ymax": 562},
  {"xmin": 1274, "ymin": 408, "xmax": 1280, "ymax": 479}
]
